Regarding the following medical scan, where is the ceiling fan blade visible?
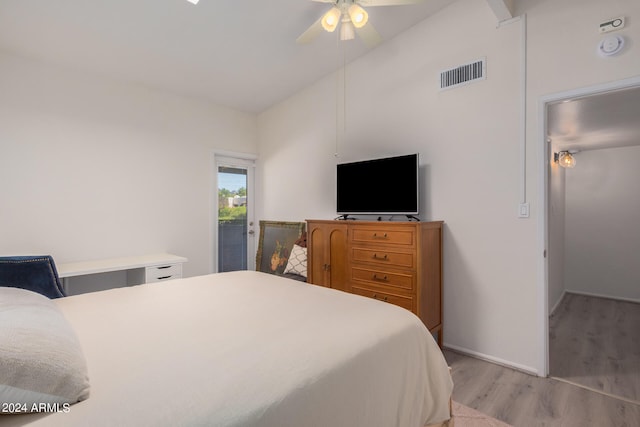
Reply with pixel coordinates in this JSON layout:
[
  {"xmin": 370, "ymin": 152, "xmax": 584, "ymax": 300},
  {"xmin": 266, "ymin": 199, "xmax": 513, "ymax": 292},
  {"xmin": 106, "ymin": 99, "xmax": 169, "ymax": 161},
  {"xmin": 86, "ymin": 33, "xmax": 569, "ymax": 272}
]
[
  {"xmin": 359, "ymin": 0, "xmax": 425, "ymax": 6},
  {"xmin": 310, "ymin": 0, "xmax": 337, "ymax": 3},
  {"xmin": 296, "ymin": 17, "xmax": 325, "ymax": 44},
  {"xmin": 355, "ymin": 22, "xmax": 383, "ymax": 48}
]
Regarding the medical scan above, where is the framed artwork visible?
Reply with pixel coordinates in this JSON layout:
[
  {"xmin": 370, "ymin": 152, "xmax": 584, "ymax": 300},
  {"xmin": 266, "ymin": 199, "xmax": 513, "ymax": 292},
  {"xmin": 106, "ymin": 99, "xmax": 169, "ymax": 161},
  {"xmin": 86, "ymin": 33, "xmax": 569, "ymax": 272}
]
[{"xmin": 256, "ymin": 221, "xmax": 305, "ymax": 275}]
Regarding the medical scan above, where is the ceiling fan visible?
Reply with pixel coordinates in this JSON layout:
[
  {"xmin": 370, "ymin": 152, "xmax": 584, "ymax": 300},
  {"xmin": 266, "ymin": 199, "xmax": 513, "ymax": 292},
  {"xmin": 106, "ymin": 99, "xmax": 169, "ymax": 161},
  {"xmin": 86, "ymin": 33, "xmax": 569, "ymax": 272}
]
[{"xmin": 297, "ymin": 0, "xmax": 425, "ymax": 48}]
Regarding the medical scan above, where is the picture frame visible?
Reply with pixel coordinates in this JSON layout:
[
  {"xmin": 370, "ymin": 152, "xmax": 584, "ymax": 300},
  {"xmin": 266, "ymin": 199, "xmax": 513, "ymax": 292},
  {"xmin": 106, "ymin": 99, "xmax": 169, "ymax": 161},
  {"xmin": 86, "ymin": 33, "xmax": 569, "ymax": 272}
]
[{"xmin": 256, "ymin": 221, "xmax": 305, "ymax": 275}]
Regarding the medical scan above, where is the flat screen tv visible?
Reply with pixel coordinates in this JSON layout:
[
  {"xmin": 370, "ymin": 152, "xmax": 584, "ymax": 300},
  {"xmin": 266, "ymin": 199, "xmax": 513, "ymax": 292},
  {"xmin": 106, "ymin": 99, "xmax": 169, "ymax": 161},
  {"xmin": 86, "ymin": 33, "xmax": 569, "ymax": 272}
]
[{"xmin": 336, "ymin": 153, "xmax": 419, "ymax": 217}]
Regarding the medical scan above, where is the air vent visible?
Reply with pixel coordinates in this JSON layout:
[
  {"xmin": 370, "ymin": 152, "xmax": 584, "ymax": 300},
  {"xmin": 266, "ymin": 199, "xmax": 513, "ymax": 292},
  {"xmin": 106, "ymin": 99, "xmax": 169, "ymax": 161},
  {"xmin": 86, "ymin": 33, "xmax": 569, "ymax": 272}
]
[{"xmin": 439, "ymin": 58, "xmax": 486, "ymax": 90}]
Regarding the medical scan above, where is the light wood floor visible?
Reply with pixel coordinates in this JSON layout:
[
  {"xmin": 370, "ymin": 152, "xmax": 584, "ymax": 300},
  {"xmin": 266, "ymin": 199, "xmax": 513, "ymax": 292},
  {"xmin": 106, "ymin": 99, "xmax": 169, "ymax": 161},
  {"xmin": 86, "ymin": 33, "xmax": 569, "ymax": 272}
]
[
  {"xmin": 444, "ymin": 349, "xmax": 640, "ymax": 427},
  {"xmin": 549, "ymin": 293, "xmax": 640, "ymax": 403}
]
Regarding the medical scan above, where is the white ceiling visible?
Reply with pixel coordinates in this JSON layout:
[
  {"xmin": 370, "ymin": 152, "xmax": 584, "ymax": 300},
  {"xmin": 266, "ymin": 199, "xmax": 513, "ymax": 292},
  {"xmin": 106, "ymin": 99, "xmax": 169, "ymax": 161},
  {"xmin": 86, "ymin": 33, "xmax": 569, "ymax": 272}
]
[
  {"xmin": 547, "ymin": 85, "xmax": 640, "ymax": 153},
  {"xmin": 3, "ymin": 0, "xmax": 637, "ymax": 147},
  {"xmin": 0, "ymin": 0, "xmax": 458, "ymax": 113}
]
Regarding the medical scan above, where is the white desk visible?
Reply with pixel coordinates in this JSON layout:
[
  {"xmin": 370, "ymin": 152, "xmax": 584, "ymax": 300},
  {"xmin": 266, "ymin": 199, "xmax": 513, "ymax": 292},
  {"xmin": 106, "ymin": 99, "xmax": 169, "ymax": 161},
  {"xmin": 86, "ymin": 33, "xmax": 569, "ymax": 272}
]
[{"xmin": 58, "ymin": 253, "xmax": 188, "ymax": 294}]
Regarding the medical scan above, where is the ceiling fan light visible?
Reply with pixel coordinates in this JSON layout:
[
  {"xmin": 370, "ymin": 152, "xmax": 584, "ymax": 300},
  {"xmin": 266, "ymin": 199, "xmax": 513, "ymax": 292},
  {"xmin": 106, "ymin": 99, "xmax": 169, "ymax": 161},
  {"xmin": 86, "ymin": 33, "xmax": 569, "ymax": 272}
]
[
  {"xmin": 186, "ymin": 0, "xmax": 199, "ymax": 4},
  {"xmin": 348, "ymin": 4, "xmax": 368, "ymax": 29},
  {"xmin": 321, "ymin": 7, "xmax": 341, "ymax": 33},
  {"xmin": 340, "ymin": 21, "xmax": 355, "ymax": 41}
]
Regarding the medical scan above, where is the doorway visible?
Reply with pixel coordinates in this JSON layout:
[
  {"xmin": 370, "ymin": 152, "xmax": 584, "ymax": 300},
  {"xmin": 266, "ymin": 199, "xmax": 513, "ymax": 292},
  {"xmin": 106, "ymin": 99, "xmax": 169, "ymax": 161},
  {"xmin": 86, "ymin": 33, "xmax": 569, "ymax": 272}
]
[
  {"xmin": 541, "ymin": 77, "xmax": 640, "ymax": 403},
  {"xmin": 214, "ymin": 155, "xmax": 256, "ymax": 273}
]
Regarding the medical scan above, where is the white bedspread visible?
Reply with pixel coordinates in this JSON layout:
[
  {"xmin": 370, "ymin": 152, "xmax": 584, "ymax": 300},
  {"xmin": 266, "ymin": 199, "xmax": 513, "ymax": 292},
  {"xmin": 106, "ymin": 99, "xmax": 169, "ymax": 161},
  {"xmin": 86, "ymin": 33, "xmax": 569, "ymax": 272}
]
[{"xmin": 2, "ymin": 271, "xmax": 452, "ymax": 426}]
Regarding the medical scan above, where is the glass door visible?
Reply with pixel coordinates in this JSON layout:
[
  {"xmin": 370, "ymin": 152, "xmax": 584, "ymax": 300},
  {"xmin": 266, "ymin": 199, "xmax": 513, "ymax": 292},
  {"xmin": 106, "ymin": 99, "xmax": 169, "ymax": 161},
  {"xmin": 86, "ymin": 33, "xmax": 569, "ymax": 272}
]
[{"xmin": 215, "ymin": 156, "xmax": 255, "ymax": 272}]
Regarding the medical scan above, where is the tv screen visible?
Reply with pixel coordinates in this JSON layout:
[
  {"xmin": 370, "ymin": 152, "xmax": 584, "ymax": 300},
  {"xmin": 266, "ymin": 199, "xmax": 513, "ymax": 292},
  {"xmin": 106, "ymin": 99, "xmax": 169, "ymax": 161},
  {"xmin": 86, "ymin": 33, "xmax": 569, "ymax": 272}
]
[{"xmin": 336, "ymin": 154, "xmax": 419, "ymax": 215}]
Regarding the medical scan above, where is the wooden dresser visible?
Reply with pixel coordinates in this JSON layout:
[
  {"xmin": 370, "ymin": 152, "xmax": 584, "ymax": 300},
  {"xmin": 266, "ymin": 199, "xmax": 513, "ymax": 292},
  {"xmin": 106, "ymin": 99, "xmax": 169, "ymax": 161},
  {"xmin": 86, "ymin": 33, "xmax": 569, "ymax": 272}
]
[{"xmin": 307, "ymin": 220, "xmax": 443, "ymax": 346}]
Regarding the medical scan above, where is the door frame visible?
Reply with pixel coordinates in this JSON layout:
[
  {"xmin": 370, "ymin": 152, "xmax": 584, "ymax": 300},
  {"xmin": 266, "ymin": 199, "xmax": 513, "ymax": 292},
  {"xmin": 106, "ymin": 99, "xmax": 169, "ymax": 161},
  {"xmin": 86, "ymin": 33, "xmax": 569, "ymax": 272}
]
[
  {"xmin": 212, "ymin": 150, "xmax": 258, "ymax": 273},
  {"xmin": 537, "ymin": 75, "xmax": 640, "ymax": 376}
]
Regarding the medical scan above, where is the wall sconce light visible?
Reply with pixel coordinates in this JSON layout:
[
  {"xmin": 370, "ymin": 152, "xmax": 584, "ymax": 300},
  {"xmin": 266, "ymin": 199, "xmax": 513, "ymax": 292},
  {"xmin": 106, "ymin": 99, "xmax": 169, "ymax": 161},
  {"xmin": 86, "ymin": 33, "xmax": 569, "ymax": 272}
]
[{"xmin": 554, "ymin": 151, "xmax": 577, "ymax": 168}]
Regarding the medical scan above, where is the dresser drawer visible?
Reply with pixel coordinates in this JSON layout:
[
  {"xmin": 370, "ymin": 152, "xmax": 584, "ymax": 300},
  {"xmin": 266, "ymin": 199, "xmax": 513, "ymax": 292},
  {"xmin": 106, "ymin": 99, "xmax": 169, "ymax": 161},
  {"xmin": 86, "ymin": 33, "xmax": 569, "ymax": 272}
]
[
  {"xmin": 351, "ymin": 227, "xmax": 415, "ymax": 246},
  {"xmin": 145, "ymin": 263, "xmax": 182, "ymax": 283},
  {"xmin": 351, "ymin": 266, "xmax": 414, "ymax": 291},
  {"xmin": 351, "ymin": 247, "xmax": 415, "ymax": 269},
  {"xmin": 351, "ymin": 286, "xmax": 414, "ymax": 312}
]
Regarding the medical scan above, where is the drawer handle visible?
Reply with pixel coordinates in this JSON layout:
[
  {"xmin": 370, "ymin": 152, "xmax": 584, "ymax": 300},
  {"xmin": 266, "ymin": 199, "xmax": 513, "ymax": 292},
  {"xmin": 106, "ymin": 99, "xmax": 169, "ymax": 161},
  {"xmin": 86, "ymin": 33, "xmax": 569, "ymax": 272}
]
[
  {"xmin": 373, "ymin": 274, "xmax": 388, "ymax": 281},
  {"xmin": 373, "ymin": 233, "xmax": 388, "ymax": 239},
  {"xmin": 157, "ymin": 275, "xmax": 172, "ymax": 280},
  {"xmin": 157, "ymin": 265, "xmax": 172, "ymax": 270},
  {"xmin": 372, "ymin": 253, "xmax": 388, "ymax": 261},
  {"xmin": 372, "ymin": 293, "xmax": 389, "ymax": 302}
]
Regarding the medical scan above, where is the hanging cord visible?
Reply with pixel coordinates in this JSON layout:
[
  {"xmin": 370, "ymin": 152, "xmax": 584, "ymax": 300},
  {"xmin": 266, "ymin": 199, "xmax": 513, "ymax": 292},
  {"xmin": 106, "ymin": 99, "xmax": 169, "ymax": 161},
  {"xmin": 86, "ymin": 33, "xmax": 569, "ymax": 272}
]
[
  {"xmin": 343, "ymin": 40, "xmax": 347, "ymax": 145},
  {"xmin": 335, "ymin": 31, "xmax": 340, "ymax": 158},
  {"xmin": 334, "ymin": 32, "xmax": 348, "ymax": 158}
]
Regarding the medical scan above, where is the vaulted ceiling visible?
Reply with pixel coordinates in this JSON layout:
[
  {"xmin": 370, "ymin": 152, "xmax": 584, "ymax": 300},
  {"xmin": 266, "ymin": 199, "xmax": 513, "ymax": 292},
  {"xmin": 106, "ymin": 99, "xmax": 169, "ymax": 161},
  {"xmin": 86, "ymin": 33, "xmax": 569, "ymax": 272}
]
[
  {"xmin": 5, "ymin": 0, "xmax": 637, "ymax": 152},
  {"xmin": 1, "ymin": 0, "xmax": 475, "ymax": 113}
]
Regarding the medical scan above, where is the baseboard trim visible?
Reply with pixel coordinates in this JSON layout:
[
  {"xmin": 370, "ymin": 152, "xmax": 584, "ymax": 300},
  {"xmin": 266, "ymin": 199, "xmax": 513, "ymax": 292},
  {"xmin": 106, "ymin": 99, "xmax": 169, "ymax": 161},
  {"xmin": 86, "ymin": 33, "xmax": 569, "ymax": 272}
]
[
  {"xmin": 443, "ymin": 343, "xmax": 540, "ymax": 376},
  {"xmin": 550, "ymin": 375, "xmax": 640, "ymax": 406},
  {"xmin": 549, "ymin": 290, "xmax": 566, "ymax": 316},
  {"xmin": 565, "ymin": 290, "xmax": 640, "ymax": 304}
]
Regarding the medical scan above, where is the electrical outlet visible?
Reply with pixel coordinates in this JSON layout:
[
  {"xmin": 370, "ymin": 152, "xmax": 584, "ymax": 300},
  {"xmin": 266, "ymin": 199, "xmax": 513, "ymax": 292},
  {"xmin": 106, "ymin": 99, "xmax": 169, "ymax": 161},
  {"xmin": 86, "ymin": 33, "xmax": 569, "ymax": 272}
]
[{"xmin": 518, "ymin": 203, "xmax": 530, "ymax": 218}]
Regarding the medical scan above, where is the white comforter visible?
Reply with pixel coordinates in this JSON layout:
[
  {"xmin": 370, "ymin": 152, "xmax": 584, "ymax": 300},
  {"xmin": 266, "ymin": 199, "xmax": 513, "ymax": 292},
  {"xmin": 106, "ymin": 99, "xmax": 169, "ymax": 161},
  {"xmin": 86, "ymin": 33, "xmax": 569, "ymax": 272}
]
[{"xmin": 3, "ymin": 271, "xmax": 452, "ymax": 426}]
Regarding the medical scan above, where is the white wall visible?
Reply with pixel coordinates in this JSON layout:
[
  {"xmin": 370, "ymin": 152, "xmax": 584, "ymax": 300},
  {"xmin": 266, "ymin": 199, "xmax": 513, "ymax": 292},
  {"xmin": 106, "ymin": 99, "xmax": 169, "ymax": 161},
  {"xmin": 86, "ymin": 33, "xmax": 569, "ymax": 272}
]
[
  {"xmin": 564, "ymin": 145, "xmax": 640, "ymax": 302},
  {"xmin": 0, "ymin": 52, "xmax": 257, "ymax": 278},
  {"xmin": 258, "ymin": 0, "xmax": 640, "ymax": 374},
  {"xmin": 548, "ymin": 155, "xmax": 566, "ymax": 313}
]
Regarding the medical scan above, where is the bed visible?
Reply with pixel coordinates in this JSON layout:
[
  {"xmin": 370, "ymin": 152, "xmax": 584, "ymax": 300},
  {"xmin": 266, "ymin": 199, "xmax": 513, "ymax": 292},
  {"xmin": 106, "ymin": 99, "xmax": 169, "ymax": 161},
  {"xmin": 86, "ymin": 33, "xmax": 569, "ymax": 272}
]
[{"xmin": 1, "ymin": 271, "xmax": 452, "ymax": 426}]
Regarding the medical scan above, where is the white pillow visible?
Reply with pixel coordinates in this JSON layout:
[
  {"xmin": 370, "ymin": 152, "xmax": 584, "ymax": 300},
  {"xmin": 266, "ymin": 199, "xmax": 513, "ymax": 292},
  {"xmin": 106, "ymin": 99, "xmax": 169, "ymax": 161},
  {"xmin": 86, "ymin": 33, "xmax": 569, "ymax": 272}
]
[
  {"xmin": 283, "ymin": 244, "xmax": 307, "ymax": 278},
  {"xmin": 0, "ymin": 287, "xmax": 90, "ymax": 414}
]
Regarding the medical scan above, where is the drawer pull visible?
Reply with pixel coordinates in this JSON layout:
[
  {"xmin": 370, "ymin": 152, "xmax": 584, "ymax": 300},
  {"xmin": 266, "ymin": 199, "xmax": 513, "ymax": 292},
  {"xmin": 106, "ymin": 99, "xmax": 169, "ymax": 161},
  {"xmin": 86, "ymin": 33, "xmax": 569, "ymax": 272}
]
[
  {"xmin": 157, "ymin": 265, "xmax": 171, "ymax": 270},
  {"xmin": 373, "ymin": 274, "xmax": 388, "ymax": 281},
  {"xmin": 372, "ymin": 253, "xmax": 388, "ymax": 261},
  {"xmin": 372, "ymin": 293, "xmax": 389, "ymax": 302},
  {"xmin": 157, "ymin": 275, "xmax": 172, "ymax": 280},
  {"xmin": 373, "ymin": 233, "xmax": 388, "ymax": 239}
]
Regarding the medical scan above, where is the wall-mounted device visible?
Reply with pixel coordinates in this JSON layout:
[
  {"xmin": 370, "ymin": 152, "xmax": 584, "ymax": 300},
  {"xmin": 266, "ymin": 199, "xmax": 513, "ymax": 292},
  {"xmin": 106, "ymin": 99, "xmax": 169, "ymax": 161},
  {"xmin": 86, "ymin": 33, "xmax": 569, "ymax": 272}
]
[
  {"xmin": 599, "ymin": 17, "xmax": 625, "ymax": 33},
  {"xmin": 598, "ymin": 35, "xmax": 625, "ymax": 57}
]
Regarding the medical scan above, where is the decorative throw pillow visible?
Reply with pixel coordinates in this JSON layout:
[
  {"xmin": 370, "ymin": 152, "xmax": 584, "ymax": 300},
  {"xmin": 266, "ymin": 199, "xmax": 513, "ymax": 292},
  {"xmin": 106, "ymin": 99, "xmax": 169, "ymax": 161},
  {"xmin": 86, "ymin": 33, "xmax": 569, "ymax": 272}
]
[
  {"xmin": 0, "ymin": 287, "xmax": 90, "ymax": 414},
  {"xmin": 283, "ymin": 244, "xmax": 307, "ymax": 278}
]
